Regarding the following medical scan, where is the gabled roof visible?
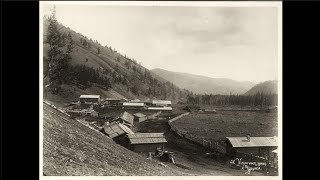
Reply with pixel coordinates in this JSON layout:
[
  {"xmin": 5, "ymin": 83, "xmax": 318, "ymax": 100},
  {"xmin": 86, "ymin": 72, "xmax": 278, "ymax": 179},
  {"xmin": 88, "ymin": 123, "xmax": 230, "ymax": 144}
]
[
  {"xmin": 80, "ymin": 95, "xmax": 100, "ymax": 99},
  {"xmin": 152, "ymin": 100, "xmax": 171, "ymax": 105},
  {"xmin": 226, "ymin": 136, "xmax": 278, "ymax": 148},
  {"xmin": 127, "ymin": 133, "xmax": 167, "ymax": 144},
  {"xmin": 103, "ymin": 122, "xmax": 134, "ymax": 138},
  {"xmin": 113, "ymin": 111, "xmax": 134, "ymax": 125},
  {"xmin": 123, "ymin": 102, "xmax": 145, "ymax": 107},
  {"xmin": 133, "ymin": 113, "xmax": 146, "ymax": 118},
  {"xmin": 147, "ymin": 107, "xmax": 172, "ymax": 111}
]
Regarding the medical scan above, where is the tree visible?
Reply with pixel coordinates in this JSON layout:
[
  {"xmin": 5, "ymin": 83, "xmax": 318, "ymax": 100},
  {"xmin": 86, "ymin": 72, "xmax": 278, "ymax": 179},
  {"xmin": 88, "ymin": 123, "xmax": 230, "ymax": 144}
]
[
  {"xmin": 46, "ymin": 6, "xmax": 73, "ymax": 94},
  {"xmin": 97, "ymin": 47, "xmax": 100, "ymax": 54}
]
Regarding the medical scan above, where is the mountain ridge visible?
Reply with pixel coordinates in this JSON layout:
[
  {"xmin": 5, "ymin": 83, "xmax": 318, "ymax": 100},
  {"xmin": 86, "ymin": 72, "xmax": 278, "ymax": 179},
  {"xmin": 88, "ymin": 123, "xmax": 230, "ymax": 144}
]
[
  {"xmin": 151, "ymin": 68, "xmax": 255, "ymax": 95},
  {"xmin": 244, "ymin": 80, "xmax": 278, "ymax": 95}
]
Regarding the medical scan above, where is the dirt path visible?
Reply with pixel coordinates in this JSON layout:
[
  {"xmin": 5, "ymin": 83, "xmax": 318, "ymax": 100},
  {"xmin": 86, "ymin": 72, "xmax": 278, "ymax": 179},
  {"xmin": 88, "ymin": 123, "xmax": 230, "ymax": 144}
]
[{"xmin": 135, "ymin": 116, "xmax": 264, "ymax": 176}]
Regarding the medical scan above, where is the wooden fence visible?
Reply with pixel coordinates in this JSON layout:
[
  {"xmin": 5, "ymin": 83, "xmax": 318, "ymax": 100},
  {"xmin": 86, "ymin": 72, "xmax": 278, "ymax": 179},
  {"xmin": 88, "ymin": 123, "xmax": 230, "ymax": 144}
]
[{"xmin": 168, "ymin": 112, "xmax": 226, "ymax": 154}]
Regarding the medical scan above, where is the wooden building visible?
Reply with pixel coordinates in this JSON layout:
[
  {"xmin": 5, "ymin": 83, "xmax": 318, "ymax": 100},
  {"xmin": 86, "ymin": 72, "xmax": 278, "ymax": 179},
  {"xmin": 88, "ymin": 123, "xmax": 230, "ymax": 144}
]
[
  {"xmin": 112, "ymin": 111, "xmax": 134, "ymax": 128},
  {"xmin": 126, "ymin": 133, "xmax": 167, "ymax": 152},
  {"xmin": 226, "ymin": 136, "xmax": 278, "ymax": 161},
  {"xmin": 123, "ymin": 102, "xmax": 145, "ymax": 109},
  {"xmin": 133, "ymin": 113, "xmax": 148, "ymax": 122},
  {"xmin": 79, "ymin": 95, "xmax": 101, "ymax": 104},
  {"xmin": 103, "ymin": 98, "xmax": 126, "ymax": 106},
  {"xmin": 151, "ymin": 100, "xmax": 172, "ymax": 107},
  {"xmin": 103, "ymin": 121, "xmax": 134, "ymax": 145},
  {"xmin": 147, "ymin": 107, "xmax": 172, "ymax": 111}
]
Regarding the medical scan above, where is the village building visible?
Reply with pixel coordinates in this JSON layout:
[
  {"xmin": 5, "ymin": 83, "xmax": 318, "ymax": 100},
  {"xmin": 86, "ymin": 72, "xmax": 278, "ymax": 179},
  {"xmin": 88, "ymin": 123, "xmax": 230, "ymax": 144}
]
[
  {"xmin": 103, "ymin": 121, "xmax": 134, "ymax": 145},
  {"xmin": 112, "ymin": 111, "xmax": 134, "ymax": 128},
  {"xmin": 126, "ymin": 133, "xmax": 167, "ymax": 152},
  {"xmin": 225, "ymin": 136, "xmax": 278, "ymax": 162},
  {"xmin": 103, "ymin": 98, "xmax": 126, "ymax": 106},
  {"xmin": 123, "ymin": 102, "xmax": 145, "ymax": 109},
  {"xmin": 147, "ymin": 107, "xmax": 173, "ymax": 111},
  {"xmin": 79, "ymin": 95, "xmax": 101, "ymax": 104},
  {"xmin": 151, "ymin": 100, "xmax": 172, "ymax": 107},
  {"xmin": 133, "ymin": 113, "xmax": 148, "ymax": 122}
]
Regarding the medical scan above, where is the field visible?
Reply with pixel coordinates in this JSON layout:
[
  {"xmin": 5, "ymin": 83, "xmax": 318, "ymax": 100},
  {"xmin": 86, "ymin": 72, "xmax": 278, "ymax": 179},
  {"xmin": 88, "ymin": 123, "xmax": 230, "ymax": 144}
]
[{"xmin": 171, "ymin": 111, "xmax": 278, "ymax": 143}]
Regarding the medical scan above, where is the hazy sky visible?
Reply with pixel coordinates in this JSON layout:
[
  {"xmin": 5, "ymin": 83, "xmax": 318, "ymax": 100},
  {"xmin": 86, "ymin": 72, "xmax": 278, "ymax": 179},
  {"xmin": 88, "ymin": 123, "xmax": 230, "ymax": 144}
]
[{"xmin": 42, "ymin": 4, "xmax": 279, "ymax": 83}]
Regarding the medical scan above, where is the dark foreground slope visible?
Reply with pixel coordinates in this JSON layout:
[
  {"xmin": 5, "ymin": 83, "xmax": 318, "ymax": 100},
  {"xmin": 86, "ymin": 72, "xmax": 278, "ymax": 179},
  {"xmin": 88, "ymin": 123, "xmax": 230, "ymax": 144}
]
[{"xmin": 43, "ymin": 103, "xmax": 194, "ymax": 176}]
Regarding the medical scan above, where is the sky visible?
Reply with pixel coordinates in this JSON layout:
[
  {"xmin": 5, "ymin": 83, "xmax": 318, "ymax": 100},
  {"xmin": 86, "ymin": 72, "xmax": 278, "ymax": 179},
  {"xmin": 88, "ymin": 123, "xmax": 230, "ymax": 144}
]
[{"xmin": 42, "ymin": 3, "xmax": 280, "ymax": 83}]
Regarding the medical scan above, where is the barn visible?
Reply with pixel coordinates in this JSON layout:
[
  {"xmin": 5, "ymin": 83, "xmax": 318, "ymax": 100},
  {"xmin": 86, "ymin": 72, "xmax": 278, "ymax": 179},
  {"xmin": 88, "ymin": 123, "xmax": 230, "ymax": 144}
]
[
  {"xmin": 133, "ymin": 113, "xmax": 148, "ymax": 122},
  {"xmin": 126, "ymin": 133, "xmax": 167, "ymax": 152},
  {"xmin": 225, "ymin": 136, "xmax": 278, "ymax": 162},
  {"xmin": 123, "ymin": 102, "xmax": 145, "ymax": 109},
  {"xmin": 112, "ymin": 111, "xmax": 134, "ymax": 128},
  {"xmin": 103, "ymin": 121, "xmax": 134, "ymax": 145},
  {"xmin": 79, "ymin": 95, "xmax": 100, "ymax": 104},
  {"xmin": 151, "ymin": 100, "xmax": 172, "ymax": 107},
  {"xmin": 103, "ymin": 98, "xmax": 126, "ymax": 106},
  {"xmin": 147, "ymin": 107, "xmax": 173, "ymax": 111}
]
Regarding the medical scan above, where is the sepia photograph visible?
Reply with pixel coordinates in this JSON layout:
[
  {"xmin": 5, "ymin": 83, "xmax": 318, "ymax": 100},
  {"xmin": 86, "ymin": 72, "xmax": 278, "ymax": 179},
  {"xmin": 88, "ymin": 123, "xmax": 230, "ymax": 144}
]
[{"xmin": 40, "ymin": 1, "xmax": 282, "ymax": 178}]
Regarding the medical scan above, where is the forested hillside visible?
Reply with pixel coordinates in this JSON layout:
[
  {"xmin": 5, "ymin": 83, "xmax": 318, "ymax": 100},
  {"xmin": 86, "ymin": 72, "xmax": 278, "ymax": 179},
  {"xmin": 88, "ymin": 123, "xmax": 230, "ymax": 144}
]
[
  {"xmin": 244, "ymin": 80, "xmax": 278, "ymax": 95},
  {"xmin": 43, "ymin": 10, "xmax": 190, "ymax": 104}
]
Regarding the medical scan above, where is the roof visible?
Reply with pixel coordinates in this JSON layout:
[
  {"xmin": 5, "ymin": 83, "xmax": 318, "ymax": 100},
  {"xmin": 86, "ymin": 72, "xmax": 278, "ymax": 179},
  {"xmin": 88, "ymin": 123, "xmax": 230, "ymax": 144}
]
[
  {"xmin": 152, "ymin": 100, "xmax": 171, "ymax": 105},
  {"xmin": 226, "ymin": 136, "xmax": 278, "ymax": 148},
  {"xmin": 147, "ymin": 107, "xmax": 173, "ymax": 111},
  {"xmin": 133, "ymin": 113, "xmax": 146, "ymax": 118},
  {"xmin": 104, "ymin": 122, "xmax": 134, "ymax": 138},
  {"xmin": 123, "ymin": 102, "xmax": 145, "ymax": 107},
  {"xmin": 127, "ymin": 133, "xmax": 167, "ymax": 145},
  {"xmin": 80, "ymin": 95, "xmax": 100, "ymax": 99},
  {"xmin": 113, "ymin": 111, "xmax": 134, "ymax": 125},
  {"xmin": 105, "ymin": 98, "xmax": 122, "ymax": 101}
]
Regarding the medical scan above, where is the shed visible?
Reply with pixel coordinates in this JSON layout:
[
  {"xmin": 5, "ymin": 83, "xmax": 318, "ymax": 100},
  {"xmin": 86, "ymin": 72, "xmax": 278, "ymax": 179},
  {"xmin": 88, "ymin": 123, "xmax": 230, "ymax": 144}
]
[
  {"xmin": 226, "ymin": 136, "xmax": 278, "ymax": 161},
  {"xmin": 103, "ymin": 122, "xmax": 134, "ymax": 145},
  {"xmin": 79, "ymin": 95, "xmax": 100, "ymax": 104},
  {"xmin": 103, "ymin": 98, "xmax": 124, "ymax": 105},
  {"xmin": 127, "ymin": 133, "xmax": 167, "ymax": 152},
  {"xmin": 123, "ymin": 102, "xmax": 145, "ymax": 109},
  {"xmin": 133, "ymin": 113, "xmax": 148, "ymax": 122},
  {"xmin": 152, "ymin": 100, "xmax": 172, "ymax": 107},
  {"xmin": 112, "ymin": 111, "xmax": 134, "ymax": 128},
  {"xmin": 147, "ymin": 107, "xmax": 172, "ymax": 111}
]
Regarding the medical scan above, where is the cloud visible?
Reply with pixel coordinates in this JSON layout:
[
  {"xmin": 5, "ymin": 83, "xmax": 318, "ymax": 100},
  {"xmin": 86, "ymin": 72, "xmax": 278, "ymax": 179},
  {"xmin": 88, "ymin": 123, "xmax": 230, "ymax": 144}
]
[{"xmin": 50, "ymin": 5, "xmax": 279, "ymax": 82}]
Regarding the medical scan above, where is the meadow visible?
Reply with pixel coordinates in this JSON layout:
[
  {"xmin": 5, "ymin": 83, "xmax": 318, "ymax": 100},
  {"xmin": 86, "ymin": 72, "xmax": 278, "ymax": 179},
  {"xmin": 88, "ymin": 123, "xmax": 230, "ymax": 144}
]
[{"xmin": 171, "ymin": 111, "xmax": 278, "ymax": 143}]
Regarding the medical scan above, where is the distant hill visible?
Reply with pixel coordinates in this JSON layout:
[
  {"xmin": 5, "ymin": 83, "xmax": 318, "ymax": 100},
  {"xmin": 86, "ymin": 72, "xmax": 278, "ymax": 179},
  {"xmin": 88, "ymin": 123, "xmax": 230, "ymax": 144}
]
[
  {"xmin": 43, "ymin": 18, "xmax": 188, "ymax": 104},
  {"xmin": 244, "ymin": 80, "xmax": 278, "ymax": 95},
  {"xmin": 151, "ymin": 68, "xmax": 255, "ymax": 95}
]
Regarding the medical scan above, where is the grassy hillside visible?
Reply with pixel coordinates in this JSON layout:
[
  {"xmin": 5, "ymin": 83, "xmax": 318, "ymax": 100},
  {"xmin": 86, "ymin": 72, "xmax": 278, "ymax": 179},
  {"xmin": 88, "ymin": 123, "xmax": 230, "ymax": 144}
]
[
  {"xmin": 43, "ymin": 18, "xmax": 189, "ymax": 105},
  {"xmin": 244, "ymin": 80, "xmax": 278, "ymax": 95},
  {"xmin": 151, "ymin": 68, "xmax": 255, "ymax": 95},
  {"xmin": 43, "ymin": 102, "xmax": 197, "ymax": 175}
]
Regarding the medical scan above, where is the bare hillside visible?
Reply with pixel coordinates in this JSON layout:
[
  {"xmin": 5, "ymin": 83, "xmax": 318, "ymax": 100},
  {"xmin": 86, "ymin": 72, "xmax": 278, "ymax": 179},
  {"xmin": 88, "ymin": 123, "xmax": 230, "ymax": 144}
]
[{"xmin": 43, "ymin": 103, "xmax": 196, "ymax": 175}]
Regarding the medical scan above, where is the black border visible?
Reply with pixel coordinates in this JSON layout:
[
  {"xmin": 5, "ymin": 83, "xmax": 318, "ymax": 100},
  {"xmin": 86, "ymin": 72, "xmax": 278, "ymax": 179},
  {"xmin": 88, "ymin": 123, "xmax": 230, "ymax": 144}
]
[
  {"xmin": 2, "ymin": 1, "xmax": 319, "ymax": 179},
  {"xmin": 2, "ymin": 1, "xmax": 39, "ymax": 180}
]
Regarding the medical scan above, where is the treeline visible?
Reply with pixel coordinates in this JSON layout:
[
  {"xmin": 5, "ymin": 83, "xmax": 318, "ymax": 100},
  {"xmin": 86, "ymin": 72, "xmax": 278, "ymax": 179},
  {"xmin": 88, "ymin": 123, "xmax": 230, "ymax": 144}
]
[{"xmin": 187, "ymin": 93, "xmax": 278, "ymax": 107}]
